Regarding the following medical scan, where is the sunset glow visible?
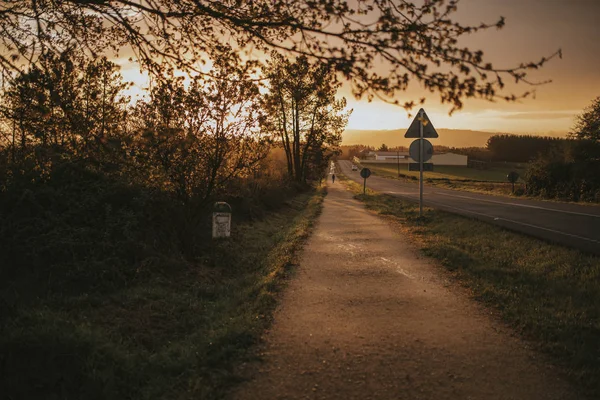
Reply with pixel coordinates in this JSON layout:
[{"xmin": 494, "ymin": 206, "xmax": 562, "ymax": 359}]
[
  {"xmin": 345, "ymin": 100, "xmax": 580, "ymax": 134},
  {"xmin": 114, "ymin": 0, "xmax": 599, "ymax": 139},
  {"xmin": 345, "ymin": 0, "xmax": 599, "ymax": 136},
  {"xmin": 3, "ymin": 2, "xmax": 600, "ymax": 399}
]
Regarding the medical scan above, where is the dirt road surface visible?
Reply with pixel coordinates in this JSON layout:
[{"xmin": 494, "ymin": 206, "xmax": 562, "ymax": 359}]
[{"xmin": 232, "ymin": 182, "xmax": 579, "ymax": 400}]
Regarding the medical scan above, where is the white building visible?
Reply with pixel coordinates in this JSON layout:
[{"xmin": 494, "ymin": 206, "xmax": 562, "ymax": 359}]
[{"xmin": 364, "ymin": 151, "xmax": 409, "ymax": 161}]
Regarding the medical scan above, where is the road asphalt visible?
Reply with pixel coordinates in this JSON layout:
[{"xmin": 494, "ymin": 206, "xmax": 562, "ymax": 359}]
[
  {"xmin": 338, "ymin": 160, "xmax": 600, "ymax": 255},
  {"xmin": 232, "ymin": 181, "xmax": 580, "ymax": 400}
]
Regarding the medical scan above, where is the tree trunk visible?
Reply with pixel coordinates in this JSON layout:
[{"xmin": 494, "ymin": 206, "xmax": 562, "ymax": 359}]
[
  {"xmin": 300, "ymin": 102, "xmax": 321, "ymax": 180},
  {"xmin": 293, "ymin": 96, "xmax": 302, "ymax": 182}
]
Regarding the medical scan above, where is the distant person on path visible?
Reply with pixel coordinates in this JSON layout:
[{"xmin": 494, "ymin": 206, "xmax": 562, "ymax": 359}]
[{"xmin": 332, "ymin": 174, "xmax": 336, "ymax": 183}]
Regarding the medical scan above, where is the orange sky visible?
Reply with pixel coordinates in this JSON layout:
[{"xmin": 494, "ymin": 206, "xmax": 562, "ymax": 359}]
[
  {"xmin": 344, "ymin": 0, "xmax": 600, "ymax": 134},
  {"xmin": 117, "ymin": 0, "xmax": 600, "ymax": 135}
]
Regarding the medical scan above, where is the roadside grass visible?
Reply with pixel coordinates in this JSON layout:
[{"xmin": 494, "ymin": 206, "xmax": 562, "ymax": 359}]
[
  {"xmin": 0, "ymin": 184, "xmax": 326, "ymax": 400},
  {"xmin": 432, "ymin": 179, "xmax": 520, "ymax": 196},
  {"xmin": 362, "ymin": 162, "xmax": 526, "ymax": 182},
  {"xmin": 340, "ymin": 174, "xmax": 600, "ymax": 398},
  {"xmin": 360, "ymin": 162, "xmax": 526, "ymax": 197}
]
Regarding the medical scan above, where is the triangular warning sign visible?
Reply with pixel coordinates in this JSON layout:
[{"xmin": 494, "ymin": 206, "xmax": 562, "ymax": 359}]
[{"xmin": 404, "ymin": 108, "xmax": 438, "ymax": 138}]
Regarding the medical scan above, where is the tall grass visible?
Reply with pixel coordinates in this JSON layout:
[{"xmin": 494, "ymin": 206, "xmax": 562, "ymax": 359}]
[
  {"xmin": 341, "ymin": 175, "xmax": 600, "ymax": 399},
  {"xmin": 361, "ymin": 162, "xmax": 528, "ymax": 197},
  {"xmin": 0, "ymin": 162, "xmax": 326, "ymax": 400}
]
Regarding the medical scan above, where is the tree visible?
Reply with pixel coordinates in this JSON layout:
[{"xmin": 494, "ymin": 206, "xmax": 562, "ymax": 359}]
[
  {"xmin": 130, "ymin": 54, "xmax": 269, "ymax": 203},
  {"xmin": 340, "ymin": 145, "xmax": 371, "ymax": 160},
  {"xmin": 572, "ymin": 96, "xmax": 600, "ymax": 142},
  {"xmin": 0, "ymin": 1, "xmax": 559, "ymax": 112},
  {"xmin": 78, "ymin": 57, "xmax": 131, "ymax": 154},
  {"xmin": 524, "ymin": 97, "xmax": 600, "ymax": 202},
  {"xmin": 377, "ymin": 144, "xmax": 389, "ymax": 152},
  {"xmin": 0, "ymin": 51, "xmax": 129, "ymax": 169},
  {"xmin": 263, "ymin": 54, "xmax": 349, "ymax": 183},
  {"xmin": 486, "ymin": 134, "xmax": 566, "ymax": 162},
  {"xmin": 570, "ymin": 96, "xmax": 600, "ymax": 162}
]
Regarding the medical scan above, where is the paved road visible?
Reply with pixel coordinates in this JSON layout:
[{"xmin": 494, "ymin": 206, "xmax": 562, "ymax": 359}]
[
  {"xmin": 233, "ymin": 181, "xmax": 579, "ymax": 400},
  {"xmin": 338, "ymin": 160, "xmax": 600, "ymax": 255}
]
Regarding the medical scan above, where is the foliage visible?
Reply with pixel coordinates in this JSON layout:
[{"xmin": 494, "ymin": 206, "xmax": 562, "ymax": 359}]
[
  {"xmin": 0, "ymin": 1, "xmax": 559, "ymax": 111},
  {"xmin": 263, "ymin": 54, "xmax": 349, "ymax": 182},
  {"xmin": 0, "ymin": 52, "xmax": 130, "ymax": 173},
  {"xmin": 524, "ymin": 146, "xmax": 575, "ymax": 200},
  {"xmin": 129, "ymin": 54, "xmax": 269, "ymax": 203},
  {"xmin": 570, "ymin": 96, "xmax": 600, "ymax": 163},
  {"xmin": 377, "ymin": 143, "xmax": 389, "ymax": 152},
  {"xmin": 338, "ymin": 145, "xmax": 373, "ymax": 160},
  {"xmin": 525, "ymin": 97, "xmax": 600, "ymax": 202},
  {"xmin": 571, "ymin": 96, "xmax": 600, "ymax": 144},
  {"xmin": 0, "ymin": 162, "xmax": 325, "ymax": 399},
  {"xmin": 451, "ymin": 146, "xmax": 492, "ymax": 161},
  {"xmin": 0, "ymin": 7, "xmax": 346, "ymax": 399},
  {"xmin": 0, "ymin": 49, "xmax": 271, "ymax": 206},
  {"xmin": 486, "ymin": 134, "xmax": 567, "ymax": 162}
]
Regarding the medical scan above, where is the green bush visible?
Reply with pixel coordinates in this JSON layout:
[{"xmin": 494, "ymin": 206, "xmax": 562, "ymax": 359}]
[
  {"xmin": 0, "ymin": 163, "xmax": 194, "ymax": 300},
  {"xmin": 0, "ymin": 157, "xmax": 319, "ymax": 400},
  {"xmin": 524, "ymin": 143, "xmax": 600, "ymax": 202}
]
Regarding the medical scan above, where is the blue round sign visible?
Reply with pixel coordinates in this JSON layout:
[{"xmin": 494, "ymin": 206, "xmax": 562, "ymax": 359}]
[{"xmin": 507, "ymin": 171, "xmax": 519, "ymax": 183}]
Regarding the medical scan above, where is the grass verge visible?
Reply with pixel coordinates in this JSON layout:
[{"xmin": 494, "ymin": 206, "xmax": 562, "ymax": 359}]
[
  {"xmin": 361, "ymin": 161, "xmax": 526, "ymax": 182},
  {"xmin": 0, "ymin": 184, "xmax": 326, "ymax": 400},
  {"xmin": 357, "ymin": 161, "xmax": 600, "ymax": 205},
  {"xmin": 340, "ymin": 174, "xmax": 600, "ymax": 399},
  {"xmin": 360, "ymin": 161, "xmax": 527, "ymax": 198}
]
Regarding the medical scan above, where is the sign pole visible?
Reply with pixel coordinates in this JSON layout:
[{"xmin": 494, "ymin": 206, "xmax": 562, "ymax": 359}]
[
  {"xmin": 419, "ymin": 109, "xmax": 424, "ymax": 217},
  {"xmin": 360, "ymin": 167, "xmax": 371, "ymax": 195},
  {"xmin": 404, "ymin": 107, "xmax": 438, "ymax": 217}
]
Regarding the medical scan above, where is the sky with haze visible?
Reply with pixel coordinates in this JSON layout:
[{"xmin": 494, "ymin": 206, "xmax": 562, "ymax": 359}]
[
  {"xmin": 118, "ymin": 0, "xmax": 600, "ymax": 136},
  {"xmin": 344, "ymin": 0, "xmax": 600, "ymax": 134}
]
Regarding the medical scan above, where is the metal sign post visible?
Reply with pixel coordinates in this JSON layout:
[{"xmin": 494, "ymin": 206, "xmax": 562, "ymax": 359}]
[
  {"xmin": 507, "ymin": 171, "xmax": 520, "ymax": 193},
  {"xmin": 360, "ymin": 167, "xmax": 371, "ymax": 194},
  {"xmin": 419, "ymin": 109, "xmax": 424, "ymax": 217},
  {"xmin": 404, "ymin": 108, "xmax": 438, "ymax": 218}
]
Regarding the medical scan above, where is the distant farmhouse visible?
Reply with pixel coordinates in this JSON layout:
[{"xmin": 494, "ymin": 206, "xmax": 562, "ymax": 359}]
[{"xmin": 362, "ymin": 151, "xmax": 467, "ymax": 166}]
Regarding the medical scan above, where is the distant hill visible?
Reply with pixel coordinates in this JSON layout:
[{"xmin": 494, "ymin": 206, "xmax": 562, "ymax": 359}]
[{"xmin": 342, "ymin": 129, "xmax": 568, "ymax": 148}]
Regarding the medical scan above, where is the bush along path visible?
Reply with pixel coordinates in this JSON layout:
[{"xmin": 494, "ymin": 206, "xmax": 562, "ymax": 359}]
[
  {"xmin": 232, "ymin": 180, "xmax": 582, "ymax": 400},
  {"xmin": 0, "ymin": 170, "xmax": 326, "ymax": 400}
]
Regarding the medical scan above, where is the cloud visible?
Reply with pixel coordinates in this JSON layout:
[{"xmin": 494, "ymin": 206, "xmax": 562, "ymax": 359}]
[{"xmin": 501, "ymin": 112, "xmax": 577, "ymax": 120}]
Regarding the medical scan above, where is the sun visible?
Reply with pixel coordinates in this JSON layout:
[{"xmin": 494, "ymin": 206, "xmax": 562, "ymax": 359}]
[{"xmin": 345, "ymin": 100, "xmax": 414, "ymax": 130}]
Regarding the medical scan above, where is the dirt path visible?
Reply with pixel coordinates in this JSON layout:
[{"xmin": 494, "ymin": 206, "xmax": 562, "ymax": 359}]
[{"xmin": 232, "ymin": 182, "xmax": 579, "ymax": 400}]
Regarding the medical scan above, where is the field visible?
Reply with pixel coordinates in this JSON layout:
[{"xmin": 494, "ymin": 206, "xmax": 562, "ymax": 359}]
[
  {"xmin": 360, "ymin": 161, "xmax": 528, "ymax": 196},
  {"xmin": 340, "ymin": 175, "xmax": 600, "ymax": 399},
  {"xmin": 361, "ymin": 162, "xmax": 527, "ymax": 182}
]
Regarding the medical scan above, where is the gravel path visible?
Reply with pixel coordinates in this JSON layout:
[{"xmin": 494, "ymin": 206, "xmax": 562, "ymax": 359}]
[{"xmin": 232, "ymin": 181, "xmax": 579, "ymax": 400}]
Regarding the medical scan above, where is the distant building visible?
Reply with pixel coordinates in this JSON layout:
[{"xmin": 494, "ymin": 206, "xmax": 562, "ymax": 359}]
[
  {"xmin": 363, "ymin": 151, "xmax": 467, "ymax": 166},
  {"xmin": 364, "ymin": 151, "xmax": 409, "ymax": 161}
]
